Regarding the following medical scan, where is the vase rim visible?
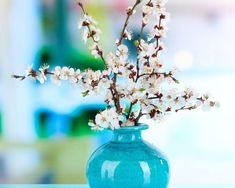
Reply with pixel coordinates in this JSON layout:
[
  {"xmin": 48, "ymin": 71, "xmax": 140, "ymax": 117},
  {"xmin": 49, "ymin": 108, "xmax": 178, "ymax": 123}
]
[{"xmin": 114, "ymin": 123, "xmax": 149, "ymax": 132}]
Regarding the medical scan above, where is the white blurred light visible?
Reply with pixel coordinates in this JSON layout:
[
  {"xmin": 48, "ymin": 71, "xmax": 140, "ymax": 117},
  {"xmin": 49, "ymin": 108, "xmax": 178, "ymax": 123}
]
[{"xmin": 174, "ymin": 50, "xmax": 193, "ymax": 70}]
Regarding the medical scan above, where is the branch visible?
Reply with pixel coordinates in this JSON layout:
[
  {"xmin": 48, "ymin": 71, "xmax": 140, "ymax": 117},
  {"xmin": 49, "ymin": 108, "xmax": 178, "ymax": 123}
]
[
  {"xmin": 11, "ymin": 75, "xmax": 26, "ymax": 80},
  {"xmin": 134, "ymin": 111, "xmax": 147, "ymax": 124},
  {"xmin": 109, "ymin": 87, "xmax": 119, "ymax": 110},
  {"xmin": 175, "ymin": 105, "xmax": 197, "ymax": 112},
  {"xmin": 136, "ymin": 71, "xmax": 179, "ymax": 84},
  {"xmin": 126, "ymin": 100, "xmax": 138, "ymax": 120},
  {"xmin": 135, "ymin": 23, "xmax": 145, "ymax": 82},
  {"xmin": 77, "ymin": 2, "xmax": 106, "ymax": 64},
  {"xmin": 118, "ymin": 0, "xmax": 142, "ymax": 45},
  {"xmin": 112, "ymin": 73, "xmax": 121, "ymax": 112}
]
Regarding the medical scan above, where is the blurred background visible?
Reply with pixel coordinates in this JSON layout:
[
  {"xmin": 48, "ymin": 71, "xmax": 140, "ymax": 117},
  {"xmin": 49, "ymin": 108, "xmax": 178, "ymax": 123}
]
[{"xmin": 0, "ymin": 0, "xmax": 235, "ymax": 185}]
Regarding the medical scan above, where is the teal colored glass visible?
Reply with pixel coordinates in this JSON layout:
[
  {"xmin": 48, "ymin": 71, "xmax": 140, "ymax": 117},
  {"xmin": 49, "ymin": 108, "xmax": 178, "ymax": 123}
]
[{"xmin": 86, "ymin": 124, "xmax": 170, "ymax": 188}]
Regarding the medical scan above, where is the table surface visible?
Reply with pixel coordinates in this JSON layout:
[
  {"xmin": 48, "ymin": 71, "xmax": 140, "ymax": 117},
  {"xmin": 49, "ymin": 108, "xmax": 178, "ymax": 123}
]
[{"xmin": 0, "ymin": 185, "xmax": 234, "ymax": 188}]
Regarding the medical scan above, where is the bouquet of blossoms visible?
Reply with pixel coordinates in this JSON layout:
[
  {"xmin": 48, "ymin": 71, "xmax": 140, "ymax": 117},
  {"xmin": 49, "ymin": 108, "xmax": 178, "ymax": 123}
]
[{"xmin": 13, "ymin": 0, "xmax": 219, "ymax": 131}]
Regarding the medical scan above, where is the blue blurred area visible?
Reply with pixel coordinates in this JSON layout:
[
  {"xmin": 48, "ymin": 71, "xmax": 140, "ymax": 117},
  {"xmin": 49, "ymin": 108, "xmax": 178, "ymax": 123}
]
[{"xmin": 0, "ymin": 0, "xmax": 235, "ymax": 185}]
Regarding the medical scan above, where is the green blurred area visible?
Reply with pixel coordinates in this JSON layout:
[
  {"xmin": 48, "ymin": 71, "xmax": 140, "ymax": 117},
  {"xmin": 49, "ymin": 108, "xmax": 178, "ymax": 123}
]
[
  {"xmin": 35, "ymin": 106, "xmax": 105, "ymax": 139},
  {"xmin": 0, "ymin": 137, "xmax": 93, "ymax": 183},
  {"xmin": 68, "ymin": 108, "xmax": 100, "ymax": 137},
  {"xmin": 36, "ymin": 46, "xmax": 105, "ymax": 71}
]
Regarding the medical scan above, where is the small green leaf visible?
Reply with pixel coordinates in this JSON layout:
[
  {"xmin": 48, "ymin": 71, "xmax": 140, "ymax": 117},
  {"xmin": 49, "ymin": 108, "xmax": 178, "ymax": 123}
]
[
  {"xmin": 139, "ymin": 88, "xmax": 145, "ymax": 92},
  {"xmin": 88, "ymin": 120, "xmax": 94, "ymax": 124},
  {"xmin": 82, "ymin": 90, "xmax": 89, "ymax": 97},
  {"xmin": 124, "ymin": 108, "xmax": 129, "ymax": 114},
  {"xmin": 175, "ymin": 80, "xmax": 180, "ymax": 84},
  {"xmin": 172, "ymin": 77, "xmax": 180, "ymax": 84},
  {"xmin": 134, "ymin": 40, "xmax": 139, "ymax": 47}
]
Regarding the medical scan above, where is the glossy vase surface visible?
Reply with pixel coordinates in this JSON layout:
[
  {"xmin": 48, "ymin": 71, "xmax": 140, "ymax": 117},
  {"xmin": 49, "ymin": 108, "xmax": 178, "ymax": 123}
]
[{"xmin": 86, "ymin": 124, "xmax": 170, "ymax": 188}]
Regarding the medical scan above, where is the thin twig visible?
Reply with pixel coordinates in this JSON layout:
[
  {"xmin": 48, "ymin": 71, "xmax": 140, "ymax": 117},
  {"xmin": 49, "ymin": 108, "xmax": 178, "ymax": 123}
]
[
  {"xmin": 136, "ymin": 71, "xmax": 179, "ymax": 83},
  {"xmin": 134, "ymin": 111, "xmax": 147, "ymax": 124},
  {"xmin": 135, "ymin": 23, "xmax": 145, "ymax": 82},
  {"xmin": 77, "ymin": 2, "xmax": 106, "ymax": 64},
  {"xmin": 11, "ymin": 75, "xmax": 26, "ymax": 80},
  {"xmin": 118, "ymin": 0, "xmax": 142, "ymax": 44},
  {"xmin": 175, "ymin": 105, "xmax": 196, "ymax": 112},
  {"xmin": 126, "ymin": 102, "xmax": 135, "ymax": 120}
]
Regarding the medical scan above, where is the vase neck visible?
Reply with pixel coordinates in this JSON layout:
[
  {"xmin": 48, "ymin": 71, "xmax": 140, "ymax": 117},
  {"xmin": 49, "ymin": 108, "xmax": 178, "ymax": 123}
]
[
  {"xmin": 111, "ymin": 124, "xmax": 148, "ymax": 143},
  {"xmin": 112, "ymin": 130, "xmax": 142, "ymax": 143}
]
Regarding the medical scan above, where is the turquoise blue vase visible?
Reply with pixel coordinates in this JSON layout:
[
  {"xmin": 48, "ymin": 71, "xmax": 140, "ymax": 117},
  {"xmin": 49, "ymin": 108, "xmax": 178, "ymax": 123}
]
[{"xmin": 86, "ymin": 124, "xmax": 170, "ymax": 188}]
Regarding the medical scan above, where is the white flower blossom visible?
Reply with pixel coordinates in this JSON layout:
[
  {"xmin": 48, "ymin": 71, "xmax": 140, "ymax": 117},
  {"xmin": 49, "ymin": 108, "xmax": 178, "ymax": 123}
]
[
  {"xmin": 38, "ymin": 64, "xmax": 49, "ymax": 83},
  {"xmin": 102, "ymin": 69, "xmax": 111, "ymax": 77},
  {"xmin": 39, "ymin": 64, "xmax": 49, "ymax": 72},
  {"xmin": 90, "ymin": 43, "xmax": 100, "ymax": 58},
  {"xmin": 138, "ymin": 40, "xmax": 157, "ymax": 61},
  {"xmin": 60, "ymin": 67, "xmax": 72, "ymax": 80},
  {"xmin": 123, "ymin": 81, "xmax": 146, "ymax": 103},
  {"xmin": 149, "ymin": 57, "xmax": 163, "ymax": 70},
  {"xmin": 154, "ymin": 0, "xmax": 168, "ymax": 7},
  {"xmin": 36, "ymin": 72, "xmax": 46, "ymax": 84},
  {"xmin": 88, "ymin": 120, "xmax": 104, "ymax": 131},
  {"xmin": 90, "ymin": 25, "xmax": 101, "ymax": 42},
  {"xmin": 153, "ymin": 113, "xmax": 165, "ymax": 122},
  {"xmin": 95, "ymin": 108, "xmax": 123, "ymax": 130},
  {"xmin": 25, "ymin": 64, "xmax": 34, "ymax": 76},
  {"xmin": 78, "ymin": 14, "xmax": 101, "ymax": 48},
  {"xmin": 51, "ymin": 66, "xmax": 62, "ymax": 86},
  {"xmin": 143, "ymin": 65, "xmax": 153, "ymax": 74},
  {"xmin": 126, "ymin": 6, "xmax": 136, "ymax": 15},
  {"xmin": 143, "ymin": 5, "xmax": 153, "ymax": 15},
  {"xmin": 142, "ymin": 16, "xmax": 149, "ymax": 25},
  {"xmin": 124, "ymin": 29, "xmax": 132, "ymax": 40},
  {"xmin": 201, "ymin": 98, "xmax": 220, "ymax": 111},
  {"xmin": 106, "ymin": 52, "xmax": 120, "ymax": 73},
  {"xmin": 162, "ymin": 12, "xmax": 171, "ymax": 23},
  {"xmin": 116, "ymin": 44, "xmax": 129, "ymax": 60},
  {"xmin": 125, "ymin": 119, "xmax": 135, "ymax": 127},
  {"xmin": 82, "ymin": 27, "xmax": 89, "ymax": 43},
  {"xmin": 148, "ymin": 25, "xmax": 168, "ymax": 41},
  {"xmin": 183, "ymin": 87, "xmax": 199, "ymax": 101},
  {"xmin": 78, "ymin": 14, "xmax": 97, "ymax": 29},
  {"xmin": 105, "ymin": 90, "xmax": 113, "ymax": 105},
  {"xmin": 69, "ymin": 69, "xmax": 82, "ymax": 84}
]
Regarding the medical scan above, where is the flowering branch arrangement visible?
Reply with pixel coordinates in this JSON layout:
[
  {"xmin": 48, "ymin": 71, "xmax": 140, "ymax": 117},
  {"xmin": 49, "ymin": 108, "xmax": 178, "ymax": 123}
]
[{"xmin": 12, "ymin": 0, "xmax": 219, "ymax": 131}]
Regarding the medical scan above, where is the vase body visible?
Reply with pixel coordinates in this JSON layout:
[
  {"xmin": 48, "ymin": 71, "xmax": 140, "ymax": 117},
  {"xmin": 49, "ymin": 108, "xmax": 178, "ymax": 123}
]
[{"xmin": 86, "ymin": 124, "xmax": 170, "ymax": 188}]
